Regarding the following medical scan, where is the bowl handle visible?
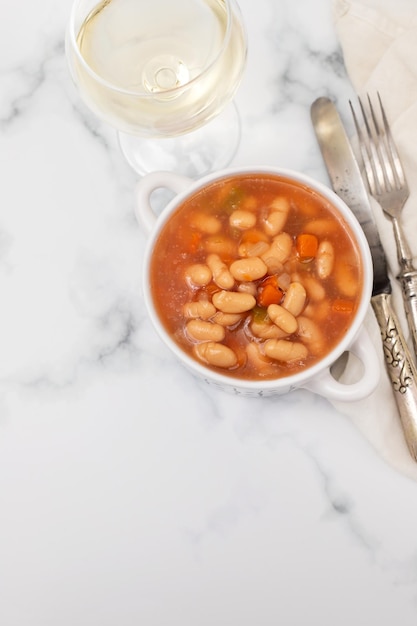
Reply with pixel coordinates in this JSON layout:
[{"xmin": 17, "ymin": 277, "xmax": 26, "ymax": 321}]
[
  {"xmin": 135, "ymin": 171, "xmax": 192, "ymax": 234},
  {"xmin": 300, "ymin": 326, "xmax": 380, "ymax": 401}
]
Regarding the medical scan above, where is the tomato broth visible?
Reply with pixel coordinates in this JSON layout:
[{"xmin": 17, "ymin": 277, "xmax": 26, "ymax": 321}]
[{"xmin": 150, "ymin": 173, "xmax": 363, "ymax": 380}]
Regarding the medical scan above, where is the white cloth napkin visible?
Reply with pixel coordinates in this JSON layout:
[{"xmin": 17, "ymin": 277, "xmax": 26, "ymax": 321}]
[{"xmin": 330, "ymin": 0, "xmax": 417, "ymax": 480}]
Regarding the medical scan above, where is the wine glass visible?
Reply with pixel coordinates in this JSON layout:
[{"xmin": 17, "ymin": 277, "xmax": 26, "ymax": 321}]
[{"xmin": 66, "ymin": 0, "xmax": 247, "ymax": 177}]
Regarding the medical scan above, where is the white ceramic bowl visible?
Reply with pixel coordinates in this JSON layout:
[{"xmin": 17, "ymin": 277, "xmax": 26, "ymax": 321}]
[{"xmin": 136, "ymin": 166, "xmax": 380, "ymax": 400}]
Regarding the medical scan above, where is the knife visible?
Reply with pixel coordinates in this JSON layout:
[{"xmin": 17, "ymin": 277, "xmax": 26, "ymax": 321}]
[{"xmin": 311, "ymin": 96, "xmax": 417, "ymax": 461}]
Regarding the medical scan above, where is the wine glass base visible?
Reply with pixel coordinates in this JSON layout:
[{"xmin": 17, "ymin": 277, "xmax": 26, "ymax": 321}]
[{"xmin": 118, "ymin": 103, "xmax": 241, "ymax": 178}]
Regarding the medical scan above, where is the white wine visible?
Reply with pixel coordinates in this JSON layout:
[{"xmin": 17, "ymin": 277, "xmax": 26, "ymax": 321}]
[{"xmin": 69, "ymin": 0, "xmax": 247, "ymax": 137}]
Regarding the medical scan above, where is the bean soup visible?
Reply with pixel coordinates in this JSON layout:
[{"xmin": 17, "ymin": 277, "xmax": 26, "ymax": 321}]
[{"xmin": 150, "ymin": 173, "xmax": 363, "ymax": 380}]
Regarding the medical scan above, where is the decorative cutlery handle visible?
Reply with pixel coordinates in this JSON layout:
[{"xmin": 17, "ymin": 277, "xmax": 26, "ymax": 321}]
[
  {"xmin": 391, "ymin": 217, "xmax": 417, "ymax": 358},
  {"xmin": 398, "ymin": 269, "xmax": 417, "ymax": 360},
  {"xmin": 371, "ymin": 292, "xmax": 417, "ymax": 461}
]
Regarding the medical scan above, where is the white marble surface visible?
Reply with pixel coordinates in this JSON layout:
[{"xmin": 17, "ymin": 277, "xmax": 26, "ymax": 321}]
[{"xmin": 2, "ymin": 1, "xmax": 417, "ymax": 624}]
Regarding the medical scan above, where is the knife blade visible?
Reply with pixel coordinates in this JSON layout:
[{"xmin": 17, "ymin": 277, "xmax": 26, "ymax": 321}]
[{"xmin": 311, "ymin": 96, "xmax": 417, "ymax": 461}]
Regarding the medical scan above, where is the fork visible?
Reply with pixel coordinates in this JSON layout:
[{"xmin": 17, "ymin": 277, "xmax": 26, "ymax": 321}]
[{"xmin": 350, "ymin": 93, "xmax": 417, "ymax": 359}]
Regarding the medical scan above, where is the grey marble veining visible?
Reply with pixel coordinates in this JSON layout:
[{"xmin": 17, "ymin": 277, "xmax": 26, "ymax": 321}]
[{"xmin": 1, "ymin": 0, "xmax": 417, "ymax": 625}]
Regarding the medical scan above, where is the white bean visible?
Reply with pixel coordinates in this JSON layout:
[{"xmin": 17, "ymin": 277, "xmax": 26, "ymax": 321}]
[
  {"xmin": 250, "ymin": 320, "xmax": 287, "ymax": 340},
  {"xmin": 190, "ymin": 213, "xmax": 222, "ymax": 234},
  {"xmin": 296, "ymin": 316, "xmax": 324, "ymax": 355},
  {"xmin": 262, "ymin": 232, "xmax": 293, "ymax": 265},
  {"xmin": 334, "ymin": 260, "xmax": 359, "ymax": 298},
  {"xmin": 263, "ymin": 197, "xmax": 290, "ymax": 236},
  {"xmin": 301, "ymin": 275, "xmax": 326, "ymax": 301},
  {"xmin": 205, "ymin": 234, "xmax": 237, "ymax": 258},
  {"xmin": 316, "ymin": 241, "xmax": 335, "ymax": 279},
  {"xmin": 267, "ymin": 304, "xmax": 298, "ymax": 334},
  {"xmin": 207, "ymin": 254, "xmax": 235, "ymax": 289},
  {"xmin": 229, "ymin": 257, "xmax": 267, "ymax": 282},
  {"xmin": 229, "ymin": 209, "xmax": 257, "ymax": 230},
  {"xmin": 246, "ymin": 343, "xmax": 276, "ymax": 376},
  {"xmin": 213, "ymin": 312, "xmax": 243, "ymax": 327},
  {"xmin": 186, "ymin": 320, "xmax": 225, "ymax": 342},
  {"xmin": 270, "ymin": 196, "xmax": 290, "ymax": 212},
  {"xmin": 185, "ymin": 263, "xmax": 212, "ymax": 287},
  {"xmin": 183, "ymin": 301, "xmax": 216, "ymax": 320},
  {"xmin": 282, "ymin": 282, "xmax": 307, "ymax": 316},
  {"xmin": 302, "ymin": 300, "xmax": 331, "ymax": 322},
  {"xmin": 212, "ymin": 290, "xmax": 256, "ymax": 314},
  {"xmin": 264, "ymin": 339, "xmax": 308, "ymax": 362},
  {"xmin": 194, "ymin": 342, "xmax": 238, "ymax": 369},
  {"xmin": 237, "ymin": 282, "xmax": 257, "ymax": 296}
]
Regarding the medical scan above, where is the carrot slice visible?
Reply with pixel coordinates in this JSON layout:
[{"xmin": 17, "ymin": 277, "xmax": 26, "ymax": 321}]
[
  {"xmin": 257, "ymin": 276, "xmax": 283, "ymax": 307},
  {"xmin": 296, "ymin": 233, "xmax": 318, "ymax": 260}
]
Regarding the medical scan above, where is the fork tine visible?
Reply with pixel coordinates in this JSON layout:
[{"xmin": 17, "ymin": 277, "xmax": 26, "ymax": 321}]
[
  {"xmin": 361, "ymin": 94, "xmax": 395, "ymax": 193},
  {"xmin": 367, "ymin": 94, "xmax": 396, "ymax": 191},
  {"xmin": 350, "ymin": 94, "xmax": 409, "ymax": 199},
  {"xmin": 349, "ymin": 98, "xmax": 379, "ymax": 195},
  {"xmin": 377, "ymin": 92, "xmax": 407, "ymax": 191}
]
